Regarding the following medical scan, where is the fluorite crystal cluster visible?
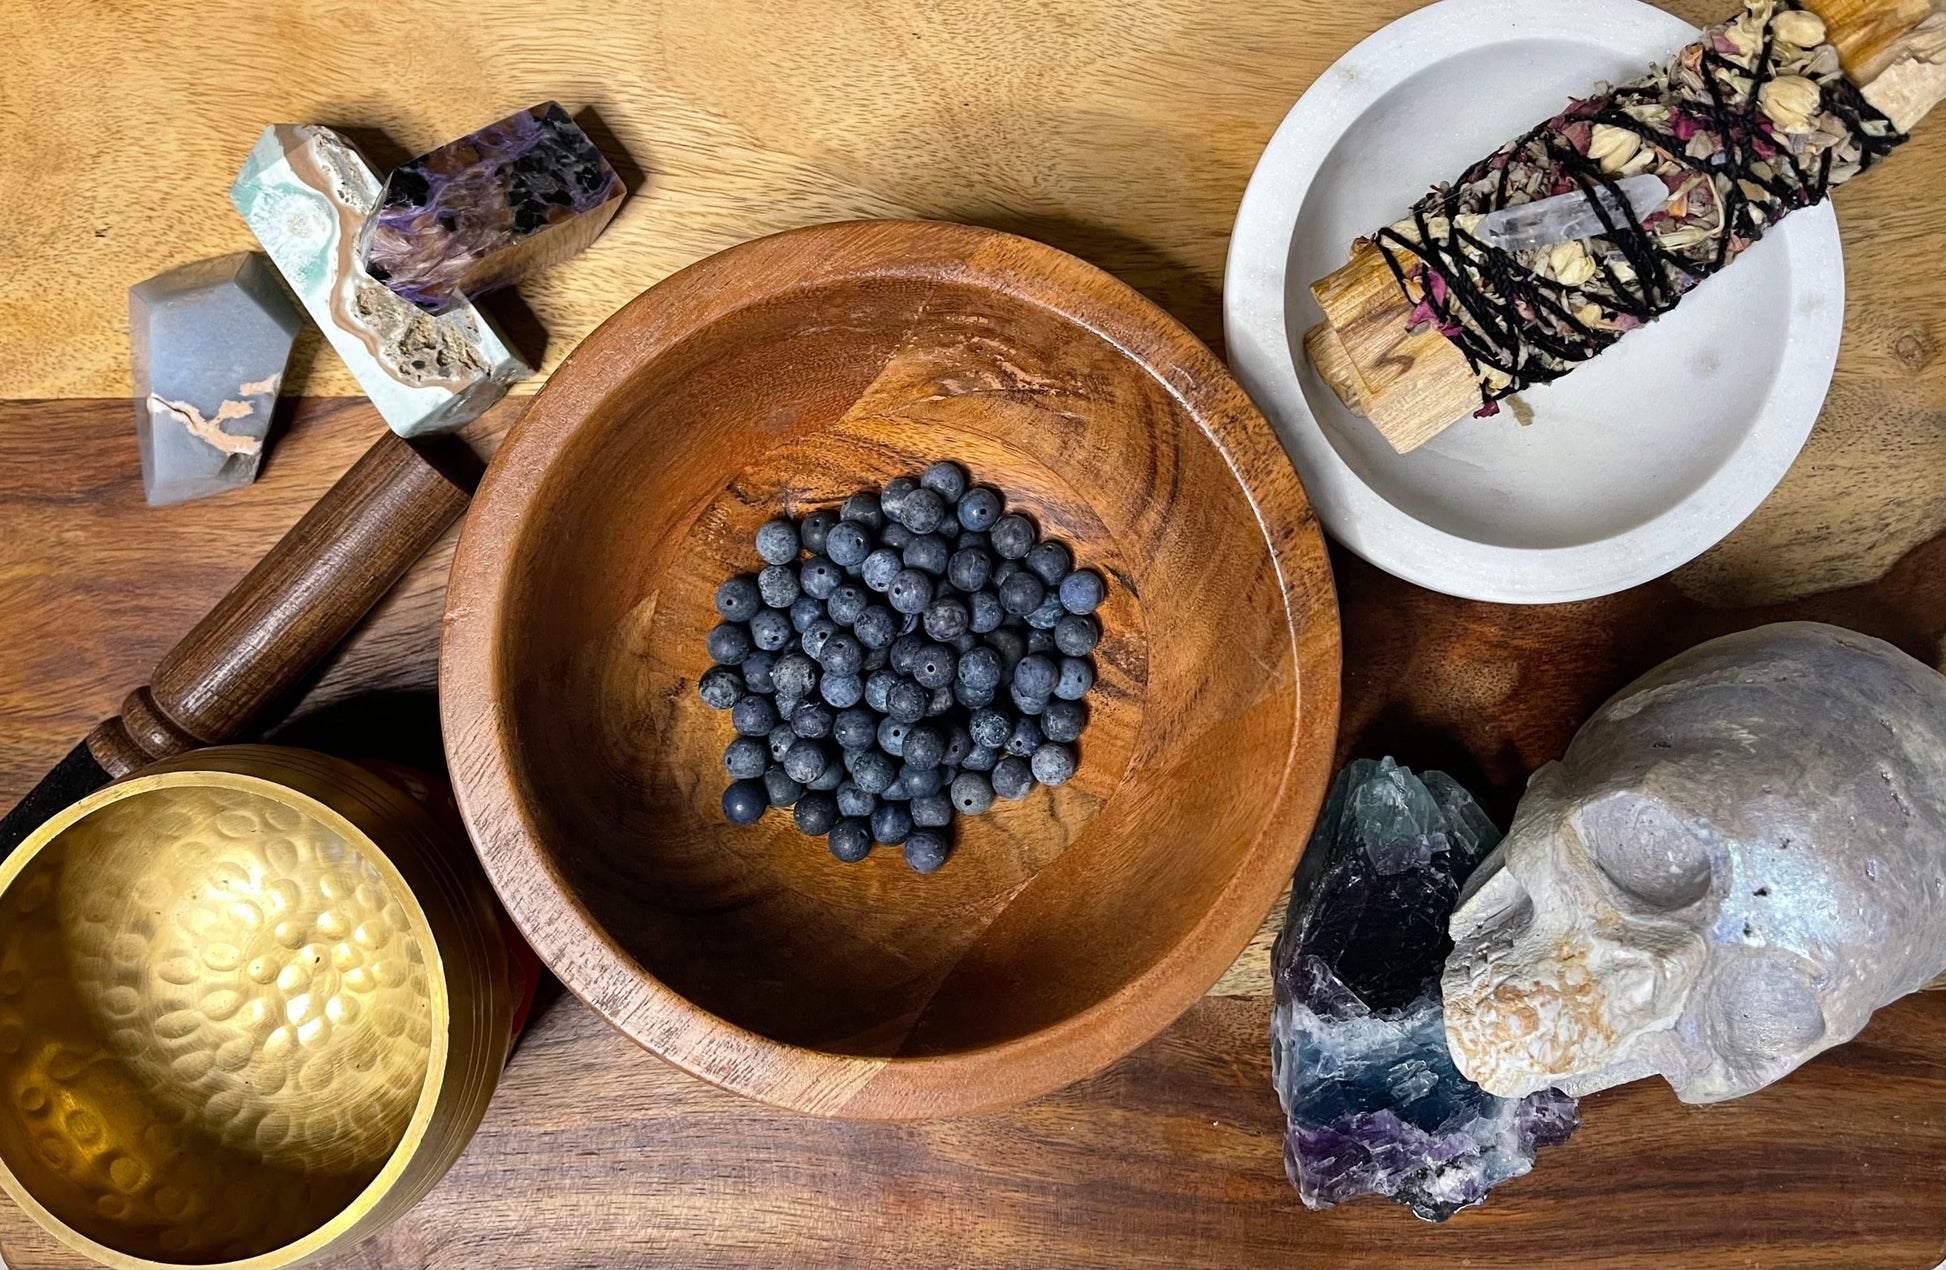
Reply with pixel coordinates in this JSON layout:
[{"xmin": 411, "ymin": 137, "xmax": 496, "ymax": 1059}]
[
  {"xmin": 1270, "ymin": 758, "xmax": 1578, "ymax": 1221},
  {"xmin": 360, "ymin": 102, "xmax": 625, "ymax": 314}
]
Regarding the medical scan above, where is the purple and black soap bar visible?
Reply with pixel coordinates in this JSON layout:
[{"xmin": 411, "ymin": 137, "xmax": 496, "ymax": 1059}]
[{"xmin": 360, "ymin": 101, "xmax": 625, "ymax": 313}]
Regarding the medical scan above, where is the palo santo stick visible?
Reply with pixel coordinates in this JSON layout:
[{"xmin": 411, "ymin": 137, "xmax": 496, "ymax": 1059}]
[{"xmin": 1307, "ymin": 0, "xmax": 1945, "ymax": 455}]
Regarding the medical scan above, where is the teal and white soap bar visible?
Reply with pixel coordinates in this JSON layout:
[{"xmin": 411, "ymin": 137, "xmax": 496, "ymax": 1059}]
[{"xmin": 230, "ymin": 125, "xmax": 527, "ymax": 437}]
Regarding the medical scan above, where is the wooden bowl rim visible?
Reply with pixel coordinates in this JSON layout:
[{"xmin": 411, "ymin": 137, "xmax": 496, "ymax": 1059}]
[{"xmin": 441, "ymin": 218, "xmax": 1342, "ymax": 1119}]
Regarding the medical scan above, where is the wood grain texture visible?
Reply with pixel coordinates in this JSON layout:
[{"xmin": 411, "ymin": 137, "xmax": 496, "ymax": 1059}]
[
  {"xmin": 5, "ymin": 400, "xmax": 1946, "ymax": 1266},
  {"xmin": 439, "ymin": 220, "xmax": 1342, "ymax": 1119}
]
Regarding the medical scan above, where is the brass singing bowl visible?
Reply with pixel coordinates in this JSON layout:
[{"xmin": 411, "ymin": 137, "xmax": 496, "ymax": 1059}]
[{"xmin": 0, "ymin": 746, "xmax": 515, "ymax": 1269}]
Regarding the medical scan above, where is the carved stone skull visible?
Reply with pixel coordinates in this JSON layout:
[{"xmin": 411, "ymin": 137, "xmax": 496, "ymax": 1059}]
[{"xmin": 1442, "ymin": 622, "xmax": 1946, "ymax": 1103}]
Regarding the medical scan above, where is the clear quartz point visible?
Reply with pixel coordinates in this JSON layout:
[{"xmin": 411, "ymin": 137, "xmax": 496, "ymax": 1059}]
[{"xmin": 1474, "ymin": 173, "xmax": 1670, "ymax": 253}]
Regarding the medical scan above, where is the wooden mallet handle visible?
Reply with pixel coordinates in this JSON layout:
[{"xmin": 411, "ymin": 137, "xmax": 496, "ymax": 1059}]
[{"xmin": 85, "ymin": 431, "xmax": 476, "ymax": 777}]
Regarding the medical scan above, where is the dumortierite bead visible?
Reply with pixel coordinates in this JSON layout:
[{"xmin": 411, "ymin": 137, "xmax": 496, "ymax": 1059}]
[
  {"xmin": 360, "ymin": 102, "xmax": 626, "ymax": 313},
  {"xmin": 1270, "ymin": 758, "xmax": 1578, "ymax": 1222}
]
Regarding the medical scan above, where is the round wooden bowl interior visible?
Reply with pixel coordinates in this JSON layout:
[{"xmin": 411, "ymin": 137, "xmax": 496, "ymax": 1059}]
[{"xmin": 443, "ymin": 220, "xmax": 1340, "ymax": 1118}]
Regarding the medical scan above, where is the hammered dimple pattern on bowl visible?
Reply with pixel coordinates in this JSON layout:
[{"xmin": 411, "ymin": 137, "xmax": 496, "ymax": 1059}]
[{"xmin": 0, "ymin": 784, "xmax": 434, "ymax": 1262}]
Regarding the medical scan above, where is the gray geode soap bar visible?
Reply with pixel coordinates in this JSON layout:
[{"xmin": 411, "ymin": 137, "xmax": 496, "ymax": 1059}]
[
  {"xmin": 129, "ymin": 252, "xmax": 301, "ymax": 507},
  {"xmin": 1271, "ymin": 757, "xmax": 1578, "ymax": 1221}
]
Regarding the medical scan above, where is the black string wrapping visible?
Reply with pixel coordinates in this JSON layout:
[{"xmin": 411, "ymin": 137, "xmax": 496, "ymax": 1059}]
[{"xmin": 1369, "ymin": 2, "xmax": 1905, "ymax": 412}]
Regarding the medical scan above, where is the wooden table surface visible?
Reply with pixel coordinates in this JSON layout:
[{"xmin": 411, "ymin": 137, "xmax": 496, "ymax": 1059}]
[{"xmin": 2, "ymin": 0, "xmax": 1945, "ymax": 1265}]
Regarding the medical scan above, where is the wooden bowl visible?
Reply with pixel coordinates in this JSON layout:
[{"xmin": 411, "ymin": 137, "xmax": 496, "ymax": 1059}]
[
  {"xmin": 0, "ymin": 746, "xmax": 517, "ymax": 1268},
  {"xmin": 442, "ymin": 220, "xmax": 1340, "ymax": 1118}
]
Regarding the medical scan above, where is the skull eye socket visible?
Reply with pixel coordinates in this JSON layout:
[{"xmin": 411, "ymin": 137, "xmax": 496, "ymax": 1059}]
[
  {"xmin": 1576, "ymin": 792, "xmax": 1714, "ymax": 909},
  {"xmin": 1703, "ymin": 954, "xmax": 1825, "ymax": 1067}
]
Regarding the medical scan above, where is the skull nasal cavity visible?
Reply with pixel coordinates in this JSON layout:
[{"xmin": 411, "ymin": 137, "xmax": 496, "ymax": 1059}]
[{"xmin": 1579, "ymin": 792, "xmax": 1713, "ymax": 909}]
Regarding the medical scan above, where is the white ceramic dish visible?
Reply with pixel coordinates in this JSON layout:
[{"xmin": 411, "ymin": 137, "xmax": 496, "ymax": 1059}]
[{"xmin": 1223, "ymin": 0, "xmax": 1844, "ymax": 604}]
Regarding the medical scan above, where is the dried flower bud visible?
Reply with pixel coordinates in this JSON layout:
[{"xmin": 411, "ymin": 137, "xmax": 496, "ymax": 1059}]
[
  {"xmin": 1759, "ymin": 74, "xmax": 1822, "ymax": 133},
  {"xmin": 1770, "ymin": 9, "xmax": 1826, "ymax": 48},
  {"xmin": 1588, "ymin": 124, "xmax": 1642, "ymax": 173},
  {"xmin": 1541, "ymin": 240, "xmax": 1598, "ymax": 288}
]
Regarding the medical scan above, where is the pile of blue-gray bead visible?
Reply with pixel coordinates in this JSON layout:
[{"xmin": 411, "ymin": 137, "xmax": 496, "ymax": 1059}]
[{"xmin": 698, "ymin": 462, "xmax": 1104, "ymax": 872}]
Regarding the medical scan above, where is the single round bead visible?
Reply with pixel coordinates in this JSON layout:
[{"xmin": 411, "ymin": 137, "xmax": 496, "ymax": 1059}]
[
  {"xmin": 1041, "ymin": 698, "xmax": 1087, "ymax": 743},
  {"xmin": 820, "ymin": 673, "xmax": 863, "ymax": 708},
  {"xmin": 969, "ymin": 707, "xmax": 1012, "ymax": 749},
  {"xmin": 749, "ymin": 608, "xmax": 793, "ymax": 652},
  {"xmin": 960, "ymin": 744, "xmax": 1000, "ymax": 773},
  {"xmin": 826, "ymin": 584, "xmax": 869, "ymax": 627},
  {"xmin": 707, "ymin": 622, "xmax": 753, "ymax": 665},
  {"xmin": 757, "ymin": 564, "xmax": 800, "ymax": 610},
  {"xmin": 864, "ymin": 669, "xmax": 901, "ymax": 714},
  {"xmin": 793, "ymin": 790, "xmax": 839, "ymax": 835},
  {"xmin": 789, "ymin": 594, "xmax": 824, "ymax": 633},
  {"xmin": 853, "ymin": 604, "xmax": 899, "ymax": 649},
  {"xmin": 1055, "ymin": 613, "xmax": 1100, "ymax": 657},
  {"xmin": 770, "ymin": 651, "xmax": 818, "ymax": 701},
  {"xmin": 825, "ymin": 522, "xmax": 871, "ymax": 568},
  {"xmin": 889, "ymin": 632, "xmax": 928, "ymax": 675},
  {"xmin": 947, "ymin": 548, "xmax": 992, "ymax": 592},
  {"xmin": 731, "ymin": 694, "xmax": 778, "ymax": 736},
  {"xmin": 850, "ymin": 748, "xmax": 898, "ymax": 794},
  {"xmin": 998, "ymin": 571, "xmax": 1045, "ymax": 616},
  {"xmin": 956, "ymin": 486, "xmax": 1002, "ymax": 531},
  {"xmin": 904, "ymin": 831, "xmax": 951, "ymax": 874},
  {"xmin": 879, "ymin": 476, "xmax": 918, "ymax": 519},
  {"xmin": 762, "ymin": 766, "xmax": 804, "ymax": 807},
  {"xmin": 897, "ymin": 487, "xmax": 946, "ymax": 534},
  {"xmin": 902, "ymin": 724, "xmax": 945, "ymax": 770},
  {"xmin": 1006, "ymin": 715, "xmax": 1044, "ymax": 757},
  {"xmin": 887, "ymin": 569, "xmax": 934, "ymax": 615},
  {"xmin": 722, "ymin": 779, "xmax": 769, "ymax": 825},
  {"xmin": 990, "ymin": 514, "xmax": 1036, "ymax": 559},
  {"xmin": 944, "ymin": 725, "xmax": 973, "ymax": 766},
  {"xmin": 923, "ymin": 598, "xmax": 969, "ymax": 641},
  {"xmin": 911, "ymin": 643, "xmax": 958, "ymax": 690},
  {"xmin": 992, "ymin": 756, "xmax": 1035, "ymax": 800},
  {"xmin": 833, "ymin": 708, "xmax": 877, "ymax": 750},
  {"xmin": 968, "ymin": 590, "xmax": 1005, "ymax": 634},
  {"xmin": 740, "ymin": 650, "xmax": 777, "ymax": 695},
  {"xmin": 954, "ymin": 680, "xmax": 995, "ymax": 710},
  {"xmin": 841, "ymin": 490, "xmax": 884, "ymax": 529},
  {"xmin": 716, "ymin": 575, "xmax": 762, "ymax": 621},
  {"xmin": 791, "ymin": 700, "xmax": 835, "ymax": 739},
  {"xmin": 1013, "ymin": 653, "xmax": 1058, "ymax": 698},
  {"xmin": 1025, "ymin": 541, "xmax": 1072, "ymax": 586},
  {"xmin": 861, "ymin": 548, "xmax": 903, "ymax": 592},
  {"xmin": 799, "ymin": 509, "xmax": 837, "ymax": 553},
  {"xmin": 1055, "ymin": 656, "xmax": 1094, "ymax": 700},
  {"xmin": 871, "ymin": 802, "xmax": 913, "ymax": 846},
  {"xmin": 756, "ymin": 518, "xmax": 801, "ymax": 565},
  {"xmin": 767, "ymin": 724, "xmax": 798, "ymax": 763},
  {"xmin": 1031, "ymin": 743, "xmax": 1077, "ymax": 787},
  {"xmin": 903, "ymin": 533, "xmax": 951, "ymax": 576},
  {"xmin": 920, "ymin": 460, "xmax": 969, "ymax": 502},
  {"xmin": 886, "ymin": 679, "xmax": 929, "ymax": 723},
  {"xmin": 950, "ymin": 771, "xmax": 994, "ymax": 815},
  {"xmin": 897, "ymin": 763, "xmax": 944, "ymax": 798},
  {"xmin": 835, "ymin": 781, "xmax": 878, "ymax": 818},
  {"xmin": 828, "ymin": 818, "xmax": 873, "ymax": 863},
  {"xmin": 957, "ymin": 646, "xmax": 1003, "ymax": 694},
  {"xmin": 819, "ymin": 632, "xmax": 864, "ymax": 677},
  {"xmin": 698, "ymin": 665, "xmax": 743, "ymax": 709},
  {"xmin": 911, "ymin": 792, "xmax": 953, "ymax": 828},
  {"xmin": 783, "ymin": 738, "xmax": 830, "ymax": 786},
  {"xmin": 800, "ymin": 556, "xmax": 842, "ymax": 601},
  {"xmin": 724, "ymin": 736, "xmax": 769, "ymax": 779},
  {"xmin": 1059, "ymin": 569, "xmax": 1105, "ymax": 615}
]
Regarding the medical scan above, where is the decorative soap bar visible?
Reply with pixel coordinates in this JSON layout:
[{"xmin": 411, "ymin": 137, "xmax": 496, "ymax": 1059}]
[
  {"xmin": 230, "ymin": 125, "xmax": 527, "ymax": 438},
  {"xmin": 1271, "ymin": 757, "xmax": 1578, "ymax": 1221},
  {"xmin": 129, "ymin": 252, "xmax": 301, "ymax": 506},
  {"xmin": 360, "ymin": 102, "xmax": 625, "ymax": 313}
]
